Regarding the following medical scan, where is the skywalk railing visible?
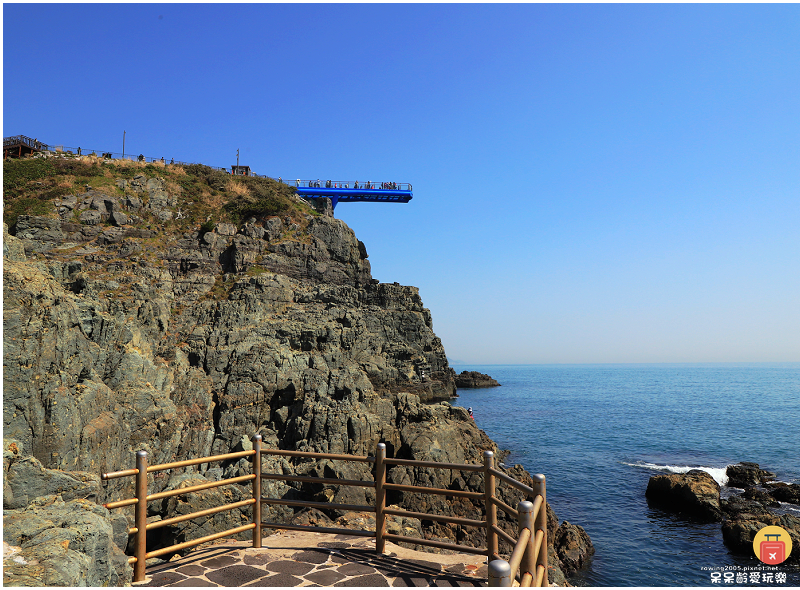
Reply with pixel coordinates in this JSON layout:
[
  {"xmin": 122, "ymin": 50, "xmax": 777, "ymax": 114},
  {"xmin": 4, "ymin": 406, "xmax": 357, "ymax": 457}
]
[
  {"xmin": 3, "ymin": 135, "xmax": 46, "ymax": 150},
  {"xmin": 292, "ymin": 179, "xmax": 412, "ymax": 190},
  {"xmin": 101, "ymin": 435, "xmax": 547, "ymax": 586}
]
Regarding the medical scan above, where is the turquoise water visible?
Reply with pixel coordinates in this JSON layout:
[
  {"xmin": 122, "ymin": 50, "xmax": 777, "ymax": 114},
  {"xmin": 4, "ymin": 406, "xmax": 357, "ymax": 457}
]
[{"xmin": 450, "ymin": 363, "xmax": 800, "ymax": 586}]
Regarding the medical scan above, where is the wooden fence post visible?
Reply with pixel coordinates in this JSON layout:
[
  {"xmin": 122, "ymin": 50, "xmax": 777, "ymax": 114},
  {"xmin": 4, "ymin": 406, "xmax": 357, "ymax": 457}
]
[
  {"xmin": 134, "ymin": 450, "xmax": 148, "ymax": 583},
  {"xmin": 517, "ymin": 500, "xmax": 536, "ymax": 580},
  {"xmin": 252, "ymin": 434, "xmax": 262, "ymax": 548},
  {"xmin": 531, "ymin": 474, "xmax": 548, "ymax": 587},
  {"xmin": 375, "ymin": 443, "xmax": 387, "ymax": 554},
  {"xmin": 484, "ymin": 451, "xmax": 498, "ymax": 559}
]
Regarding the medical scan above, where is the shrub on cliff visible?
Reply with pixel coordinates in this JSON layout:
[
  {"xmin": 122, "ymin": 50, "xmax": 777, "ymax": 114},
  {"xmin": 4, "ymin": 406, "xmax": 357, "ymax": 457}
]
[
  {"xmin": 223, "ymin": 176, "xmax": 298, "ymax": 222},
  {"xmin": 3, "ymin": 159, "xmax": 60, "ymax": 229},
  {"xmin": 182, "ymin": 163, "xmax": 229, "ymax": 191},
  {"xmin": 51, "ymin": 158, "xmax": 105, "ymax": 179},
  {"xmin": 3, "ymin": 158, "xmax": 111, "ymax": 229},
  {"xmin": 3, "ymin": 158, "xmax": 56, "ymax": 193}
]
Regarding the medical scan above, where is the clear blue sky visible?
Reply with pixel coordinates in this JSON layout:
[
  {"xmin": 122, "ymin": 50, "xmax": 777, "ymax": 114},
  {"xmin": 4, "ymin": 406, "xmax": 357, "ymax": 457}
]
[{"xmin": 4, "ymin": 4, "xmax": 799, "ymax": 364}]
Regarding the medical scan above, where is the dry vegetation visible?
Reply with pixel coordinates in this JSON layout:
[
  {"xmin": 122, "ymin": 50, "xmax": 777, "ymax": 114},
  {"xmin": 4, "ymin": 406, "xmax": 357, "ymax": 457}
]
[
  {"xmin": 225, "ymin": 177, "xmax": 251, "ymax": 198},
  {"xmin": 3, "ymin": 155, "xmax": 312, "ymax": 232}
]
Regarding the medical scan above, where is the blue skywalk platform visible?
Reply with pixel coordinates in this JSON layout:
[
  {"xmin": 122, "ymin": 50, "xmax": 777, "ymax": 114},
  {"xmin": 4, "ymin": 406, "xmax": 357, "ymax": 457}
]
[{"xmin": 294, "ymin": 181, "xmax": 412, "ymax": 210}]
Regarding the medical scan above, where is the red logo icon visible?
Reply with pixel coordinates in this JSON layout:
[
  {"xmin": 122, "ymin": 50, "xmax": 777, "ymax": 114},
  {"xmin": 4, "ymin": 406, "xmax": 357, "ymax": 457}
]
[
  {"xmin": 753, "ymin": 525, "xmax": 792, "ymax": 566},
  {"xmin": 760, "ymin": 534, "xmax": 785, "ymax": 565}
]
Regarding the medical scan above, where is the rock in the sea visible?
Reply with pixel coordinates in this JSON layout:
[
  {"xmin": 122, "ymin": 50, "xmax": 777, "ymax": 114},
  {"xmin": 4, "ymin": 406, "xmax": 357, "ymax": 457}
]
[
  {"xmin": 726, "ymin": 462, "xmax": 776, "ymax": 488},
  {"xmin": 553, "ymin": 521, "xmax": 595, "ymax": 574},
  {"xmin": 765, "ymin": 482, "xmax": 800, "ymax": 505},
  {"xmin": 721, "ymin": 494, "xmax": 775, "ymax": 520},
  {"xmin": 719, "ymin": 465, "xmax": 800, "ymax": 566},
  {"xmin": 722, "ymin": 513, "xmax": 800, "ymax": 565},
  {"xmin": 645, "ymin": 470, "xmax": 722, "ymax": 522},
  {"xmin": 740, "ymin": 487, "xmax": 781, "ymax": 508},
  {"xmin": 455, "ymin": 371, "xmax": 500, "ymax": 388}
]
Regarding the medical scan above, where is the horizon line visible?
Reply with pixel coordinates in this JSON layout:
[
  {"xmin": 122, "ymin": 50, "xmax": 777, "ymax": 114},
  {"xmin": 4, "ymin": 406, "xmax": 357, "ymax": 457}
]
[{"xmin": 448, "ymin": 361, "xmax": 800, "ymax": 367}]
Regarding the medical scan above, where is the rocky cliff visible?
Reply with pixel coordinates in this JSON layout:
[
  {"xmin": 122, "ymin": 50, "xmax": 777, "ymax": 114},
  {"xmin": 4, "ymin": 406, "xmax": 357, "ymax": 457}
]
[{"xmin": 3, "ymin": 156, "xmax": 589, "ymax": 585}]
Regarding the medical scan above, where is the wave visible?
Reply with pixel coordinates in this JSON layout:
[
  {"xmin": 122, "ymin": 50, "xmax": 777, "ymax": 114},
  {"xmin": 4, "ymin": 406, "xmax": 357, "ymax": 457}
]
[
  {"xmin": 779, "ymin": 502, "xmax": 800, "ymax": 516},
  {"xmin": 624, "ymin": 461, "xmax": 730, "ymax": 486}
]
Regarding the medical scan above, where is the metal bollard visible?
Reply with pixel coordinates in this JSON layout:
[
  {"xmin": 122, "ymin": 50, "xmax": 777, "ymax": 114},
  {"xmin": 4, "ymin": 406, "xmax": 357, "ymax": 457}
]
[
  {"xmin": 517, "ymin": 500, "xmax": 536, "ymax": 579},
  {"xmin": 531, "ymin": 474, "xmax": 548, "ymax": 587},
  {"xmin": 488, "ymin": 558, "xmax": 513, "ymax": 587}
]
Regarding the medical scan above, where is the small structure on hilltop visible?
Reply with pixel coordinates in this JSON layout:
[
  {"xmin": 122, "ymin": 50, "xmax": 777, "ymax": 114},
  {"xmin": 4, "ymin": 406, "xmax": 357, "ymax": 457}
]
[
  {"xmin": 4, "ymin": 135, "xmax": 46, "ymax": 159},
  {"xmin": 231, "ymin": 165, "xmax": 251, "ymax": 177}
]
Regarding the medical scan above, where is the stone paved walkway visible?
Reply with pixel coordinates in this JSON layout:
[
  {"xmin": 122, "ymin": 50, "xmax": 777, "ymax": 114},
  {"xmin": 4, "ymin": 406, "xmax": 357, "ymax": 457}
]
[{"xmin": 138, "ymin": 531, "xmax": 489, "ymax": 587}]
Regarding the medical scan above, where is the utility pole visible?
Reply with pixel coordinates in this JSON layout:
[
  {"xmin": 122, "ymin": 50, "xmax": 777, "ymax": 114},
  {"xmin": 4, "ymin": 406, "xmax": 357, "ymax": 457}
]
[
  {"xmin": 236, "ymin": 148, "xmax": 239, "ymax": 168},
  {"xmin": 122, "ymin": 131, "xmax": 126, "ymax": 159}
]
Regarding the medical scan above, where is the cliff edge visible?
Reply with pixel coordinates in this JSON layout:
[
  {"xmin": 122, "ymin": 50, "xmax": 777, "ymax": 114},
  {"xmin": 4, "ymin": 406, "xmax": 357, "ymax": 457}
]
[{"xmin": 3, "ymin": 156, "xmax": 589, "ymax": 585}]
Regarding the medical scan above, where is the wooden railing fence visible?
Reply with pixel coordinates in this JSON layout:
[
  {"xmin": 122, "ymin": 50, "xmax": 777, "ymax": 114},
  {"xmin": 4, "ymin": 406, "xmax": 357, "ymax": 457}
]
[{"xmin": 101, "ymin": 435, "xmax": 547, "ymax": 586}]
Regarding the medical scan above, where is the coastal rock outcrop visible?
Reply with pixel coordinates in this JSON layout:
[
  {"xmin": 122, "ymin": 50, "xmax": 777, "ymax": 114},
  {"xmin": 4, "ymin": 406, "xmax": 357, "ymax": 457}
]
[
  {"xmin": 3, "ymin": 160, "xmax": 588, "ymax": 585},
  {"xmin": 643, "ymin": 461, "xmax": 799, "ymax": 567},
  {"xmin": 719, "ymin": 476, "xmax": 800, "ymax": 565},
  {"xmin": 721, "ymin": 513, "xmax": 800, "ymax": 565},
  {"xmin": 726, "ymin": 462, "xmax": 776, "ymax": 488},
  {"xmin": 765, "ymin": 483, "xmax": 800, "ymax": 505},
  {"xmin": 3, "ymin": 442, "xmax": 131, "ymax": 586},
  {"xmin": 553, "ymin": 521, "xmax": 595, "ymax": 574},
  {"xmin": 3, "ymin": 497, "xmax": 131, "ymax": 587},
  {"xmin": 740, "ymin": 487, "xmax": 780, "ymax": 508},
  {"xmin": 645, "ymin": 470, "xmax": 722, "ymax": 522},
  {"xmin": 4, "ymin": 450, "xmax": 101, "ymax": 510},
  {"xmin": 454, "ymin": 371, "xmax": 500, "ymax": 389}
]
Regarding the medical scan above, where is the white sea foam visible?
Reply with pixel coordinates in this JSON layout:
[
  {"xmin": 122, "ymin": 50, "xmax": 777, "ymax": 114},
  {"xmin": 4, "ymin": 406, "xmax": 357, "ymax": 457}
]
[
  {"xmin": 777, "ymin": 501, "xmax": 800, "ymax": 513},
  {"xmin": 624, "ymin": 461, "xmax": 730, "ymax": 486}
]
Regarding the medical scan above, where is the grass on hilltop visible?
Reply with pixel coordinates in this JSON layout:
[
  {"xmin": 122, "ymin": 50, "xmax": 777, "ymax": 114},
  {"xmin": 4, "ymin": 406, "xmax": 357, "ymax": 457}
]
[{"xmin": 3, "ymin": 156, "xmax": 311, "ymax": 232}]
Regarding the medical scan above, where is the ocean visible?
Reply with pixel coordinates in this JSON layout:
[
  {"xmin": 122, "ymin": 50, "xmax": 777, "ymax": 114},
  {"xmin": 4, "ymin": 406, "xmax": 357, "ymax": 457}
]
[{"xmin": 450, "ymin": 363, "xmax": 800, "ymax": 587}]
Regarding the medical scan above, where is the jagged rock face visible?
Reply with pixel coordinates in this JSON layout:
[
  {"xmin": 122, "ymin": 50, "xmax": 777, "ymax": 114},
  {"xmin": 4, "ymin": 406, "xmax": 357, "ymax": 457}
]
[
  {"xmin": 726, "ymin": 462, "xmax": 776, "ymax": 488},
  {"xmin": 3, "ymin": 210, "xmax": 462, "ymax": 537},
  {"xmin": 3, "ymin": 441, "xmax": 101, "ymax": 510},
  {"xmin": 3, "ymin": 442, "xmax": 131, "ymax": 586},
  {"xmin": 3, "ymin": 174, "xmax": 581, "ymax": 584},
  {"xmin": 645, "ymin": 470, "xmax": 722, "ymax": 522},
  {"xmin": 3, "ymin": 211, "xmax": 454, "ymax": 477},
  {"xmin": 738, "ymin": 488, "xmax": 780, "ymax": 508},
  {"xmin": 766, "ymin": 483, "xmax": 800, "ymax": 505},
  {"xmin": 721, "ymin": 514, "xmax": 800, "ymax": 566},
  {"xmin": 3, "ymin": 497, "xmax": 131, "ymax": 586},
  {"xmin": 455, "ymin": 371, "xmax": 500, "ymax": 389},
  {"xmin": 553, "ymin": 521, "xmax": 595, "ymax": 575},
  {"xmin": 720, "ymin": 482, "xmax": 800, "ymax": 566}
]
